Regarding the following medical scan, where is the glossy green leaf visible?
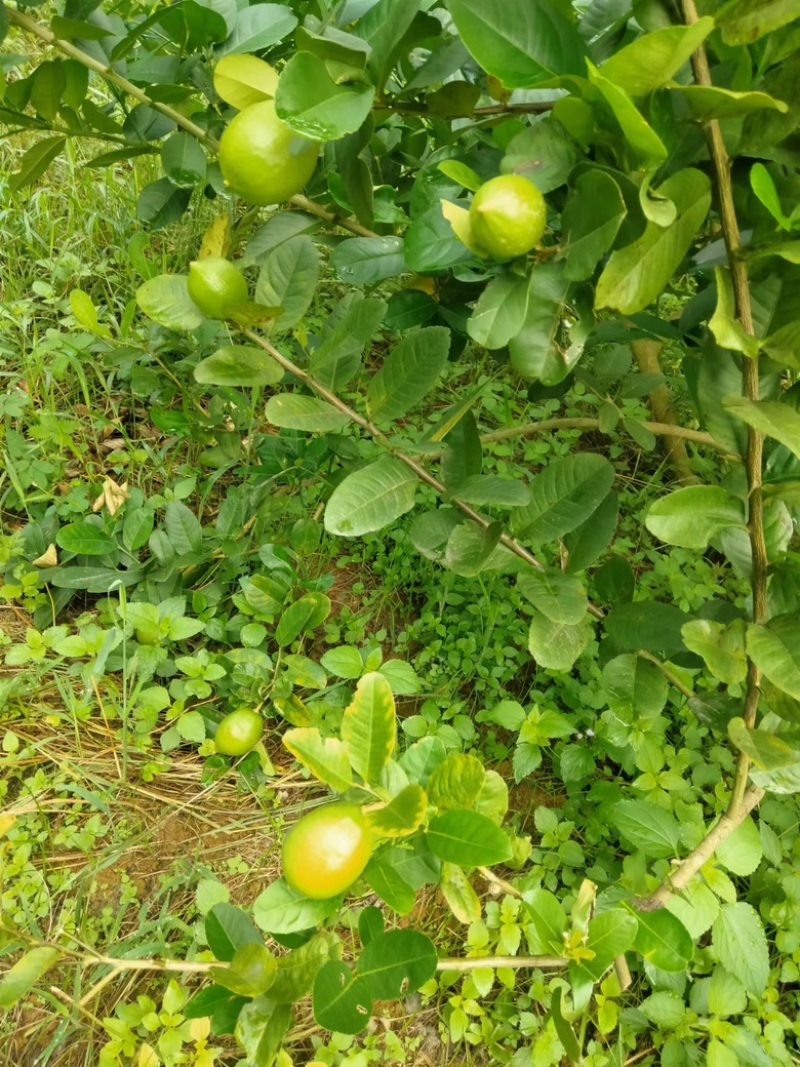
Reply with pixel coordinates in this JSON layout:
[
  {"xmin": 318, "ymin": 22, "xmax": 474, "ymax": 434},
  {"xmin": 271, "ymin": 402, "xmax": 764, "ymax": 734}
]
[
  {"xmin": 365, "ymin": 845, "xmax": 441, "ymax": 915},
  {"xmin": 440, "ymin": 862, "xmax": 482, "ymax": 924},
  {"xmin": 276, "ymin": 51, "xmax": 374, "ymax": 140},
  {"xmin": 634, "ymin": 909, "xmax": 693, "ymax": 972},
  {"xmin": 671, "ymin": 85, "xmax": 790, "ymax": 119},
  {"xmin": 508, "ymin": 262, "xmax": 574, "ymax": 383},
  {"xmin": 614, "ymin": 799, "xmax": 681, "ymax": 858},
  {"xmin": 309, "ymin": 294, "xmax": 386, "ymax": 389},
  {"xmin": 681, "ymin": 619, "xmax": 748, "ymax": 685},
  {"xmin": 136, "ymin": 274, "xmax": 204, "ymax": 330},
  {"xmin": 0, "ymin": 947, "xmax": 61, "ymax": 1009},
  {"xmin": 194, "ymin": 345, "xmax": 283, "ymax": 387},
  {"xmin": 710, "ymin": 268, "xmax": 760, "ymax": 357},
  {"xmin": 282, "ymin": 728, "xmax": 354, "ymax": 793},
  {"xmin": 366, "ymin": 784, "xmax": 427, "ymax": 838},
  {"xmin": 511, "ymin": 452, "xmax": 616, "ymax": 543},
  {"xmin": 588, "ymin": 64, "xmax": 667, "ymax": 161},
  {"xmin": 528, "ymin": 615, "xmax": 593, "ymax": 670},
  {"xmin": 367, "ymin": 326, "xmax": 451, "ymax": 424},
  {"xmin": 605, "ymin": 601, "xmax": 689, "ymax": 657},
  {"xmin": 564, "ymin": 490, "xmax": 620, "ymax": 572},
  {"xmin": 428, "ymin": 753, "xmax": 486, "ymax": 811},
  {"xmin": 218, "ymin": 3, "xmax": 297, "ymax": 55},
  {"xmin": 425, "ymin": 810, "xmax": 513, "ymax": 866},
  {"xmin": 720, "ymin": 0, "xmax": 800, "ymax": 45},
  {"xmin": 446, "ymin": 0, "xmax": 587, "ymax": 87},
  {"xmin": 56, "ymin": 522, "xmax": 117, "ymax": 556},
  {"xmin": 501, "ymin": 116, "xmax": 581, "ymax": 193},
  {"xmin": 517, "ymin": 569, "xmax": 588, "ymax": 624},
  {"xmin": 212, "ymin": 943, "xmax": 277, "ymax": 997},
  {"xmin": 213, "ymin": 53, "xmax": 278, "ymax": 109},
  {"xmin": 10, "ymin": 136, "xmax": 67, "ymax": 194},
  {"xmin": 341, "ymin": 671, "xmax": 397, "ymax": 785},
  {"xmin": 325, "ymin": 457, "xmax": 418, "ymax": 537},
  {"xmin": 256, "ymin": 236, "xmax": 319, "ymax": 332},
  {"xmin": 332, "ymin": 237, "xmax": 405, "ymax": 285},
  {"xmin": 583, "ymin": 908, "xmax": 638, "ymax": 975},
  {"xmin": 206, "ymin": 904, "xmax": 264, "ymax": 962},
  {"xmin": 450, "ymin": 475, "xmax": 530, "ymax": 508},
  {"xmin": 161, "ymin": 132, "xmax": 205, "ymax": 188},
  {"xmin": 645, "ymin": 485, "xmax": 746, "ymax": 549},
  {"xmin": 275, "ymin": 593, "xmax": 330, "ymax": 646},
  {"xmin": 602, "ymin": 654, "xmax": 668, "ymax": 719},
  {"xmin": 746, "ymin": 615, "xmax": 800, "ymax": 698},
  {"xmin": 252, "ymin": 879, "xmax": 340, "ymax": 935},
  {"xmin": 599, "ymin": 19, "xmax": 714, "ymax": 97},
  {"xmin": 724, "ymin": 396, "xmax": 800, "ymax": 458},
  {"xmin": 235, "ymin": 996, "xmax": 292, "ymax": 1067},
  {"xmin": 716, "ymin": 816, "xmax": 764, "ymax": 877},
  {"xmin": 269, "ymin": 933, "xmax": 335, "ymax": 1003},
  {"xmin": 712, "ymin": 903, "xmax": 770, "ymax": 995},
  {"xmin": 560, "ymin": 170, "xmax": 627, "ymax": 281},
  {"xmin": 467, "ymin": 273, "xmax": 530, "ymax": 350},
  {"xmin": 265, "ymin": 394, "xmax": 351, "ymax": 432},
  {"xmin": 596, "ymin": 169, "xmax": 711, "ymax": 314}
]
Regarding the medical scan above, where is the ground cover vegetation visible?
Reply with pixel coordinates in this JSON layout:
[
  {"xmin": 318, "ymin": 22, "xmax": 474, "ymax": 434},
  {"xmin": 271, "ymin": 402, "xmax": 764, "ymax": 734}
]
[{"xmin": 1, "ymin": 0, "xmax": 800, "ymax": 1065}]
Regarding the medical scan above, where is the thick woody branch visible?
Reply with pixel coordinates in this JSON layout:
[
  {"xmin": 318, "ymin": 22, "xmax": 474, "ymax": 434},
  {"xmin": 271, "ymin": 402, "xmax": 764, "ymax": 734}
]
[{"xmin": 636, "ymin": 785, "xmax": 764, "ymax": 911}]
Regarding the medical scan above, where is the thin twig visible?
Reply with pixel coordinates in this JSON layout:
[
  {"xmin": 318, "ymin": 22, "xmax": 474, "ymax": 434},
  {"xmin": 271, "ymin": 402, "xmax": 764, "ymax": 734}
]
[
  {"xmin": 478, "ymin": 418, "xmax": 728, "ymax": 454},
  {"xmin": 436, "ymin": 955, "xmax": 567, "ymax": 971}
]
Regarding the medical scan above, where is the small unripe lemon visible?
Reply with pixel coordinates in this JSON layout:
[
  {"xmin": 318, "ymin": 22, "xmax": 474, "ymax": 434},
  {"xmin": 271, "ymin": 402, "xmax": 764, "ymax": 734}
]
[
  {"xmin": 469, "ymin": 174, "xmax": 546, "ymax": 260},
  {"xmin": 187, "ymin": 257, "xmax": 248, "ymax": 319},
  {"xmin": 215, "ymin": 709, "xmax": 263, "ymax": 756},
  {"xmin": 218, "ymin": 99, "xmax": 320, "ymax": 207},
  {"xmin": 282, "ymin": 802, "xmax": 373, "ymax": 900}
]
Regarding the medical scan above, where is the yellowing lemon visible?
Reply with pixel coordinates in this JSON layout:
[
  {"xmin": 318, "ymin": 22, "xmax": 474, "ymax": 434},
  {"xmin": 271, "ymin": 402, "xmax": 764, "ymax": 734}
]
[
  {"xmin": 469, "ymin": 174, "xmax": 546, "ymax": 261},
  {"xmin": 282, "ymin": 802, "xmax": 373, "ymax": 900},
  {"xmin": 218, "ymin": 100, "xmax": 320, "ymax": 207}
]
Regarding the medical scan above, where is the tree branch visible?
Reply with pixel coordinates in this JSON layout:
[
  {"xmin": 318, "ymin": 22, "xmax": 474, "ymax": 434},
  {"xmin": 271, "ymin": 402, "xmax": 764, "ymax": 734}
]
[
  {"xmin": 478, "ymin": 417, "xmax": 730, "ymax": 455},
  {"xmin": 635, "ymin": 4, "xmax": 770, "ymax": 912},
  {"xmin": 631, "ymin": 340, "xmax": 698, "ymax": 483},
  {"xmin": 636, "ymin": 785, "xmax": 764, "ymax": 911},
  {"xmin": 683, "ymin": 0, "xmax": 766, "ymax": 810}
]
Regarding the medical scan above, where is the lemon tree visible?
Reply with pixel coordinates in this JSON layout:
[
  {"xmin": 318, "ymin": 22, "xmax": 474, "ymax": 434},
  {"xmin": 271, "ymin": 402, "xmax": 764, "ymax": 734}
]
[{"xmin": 4, "ymin": 1, "xmax": 800, "ymax": 1064}]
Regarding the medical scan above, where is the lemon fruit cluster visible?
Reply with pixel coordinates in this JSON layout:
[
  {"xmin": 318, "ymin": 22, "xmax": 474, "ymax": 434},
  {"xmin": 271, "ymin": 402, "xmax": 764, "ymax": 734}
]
[
  {"xmin": 469, "ymin": 174, "xmax": 546, "ymax": 260},
  {"xmin": 219, "ymin": 99, "xmax": 319, "ymax": 207},
  {"xmin": 187, "ymin": 257, "xmax": 248, "ymax": 319},
  {"xmin": 282, "ymin": 802, "xmax": 373, "ymax": 900}
]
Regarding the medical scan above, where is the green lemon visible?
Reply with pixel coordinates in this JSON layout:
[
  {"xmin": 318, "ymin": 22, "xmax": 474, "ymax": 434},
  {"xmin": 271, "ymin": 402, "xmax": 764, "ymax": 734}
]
[
  {"xmin": 218, "ymin": 99, "xmax": 320, "ymax": 207},
  {"xmin": 187, "ymin": 257, "xmax": 248, "ymax": 319},
  {"xmin": 215, "ymin": 709, "xmax": 264, "ymax": 756},
  {"xmin": 282, "ymin": 802, "xmax": 373, "ymax": 900},
  {"xmin": 469, "ymin": 174, "xmax": 547, "ymax": 261}
]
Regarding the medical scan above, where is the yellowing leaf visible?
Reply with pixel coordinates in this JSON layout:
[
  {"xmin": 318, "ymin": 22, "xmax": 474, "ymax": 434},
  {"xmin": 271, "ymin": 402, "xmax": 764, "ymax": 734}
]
[
  {"xmin": 214, "ymin": 54, "xmax": 278, "ymax": 110},
  {"xmin": 199, "ymin": 213, "xmax": 232, "ymax": 260}
]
